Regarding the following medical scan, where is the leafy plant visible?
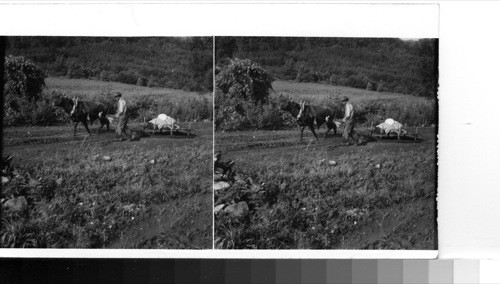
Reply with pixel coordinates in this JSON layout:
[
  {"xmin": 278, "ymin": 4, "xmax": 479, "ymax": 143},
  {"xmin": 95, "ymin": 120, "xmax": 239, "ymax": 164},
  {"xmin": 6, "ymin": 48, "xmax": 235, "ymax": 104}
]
[
  {"xmin": 4, "ymin": 55, "xmax": 47, "ymax": 112},
  {"xmin": 215, "ymin": 58, "xmax": 274, "ymax": 102}
]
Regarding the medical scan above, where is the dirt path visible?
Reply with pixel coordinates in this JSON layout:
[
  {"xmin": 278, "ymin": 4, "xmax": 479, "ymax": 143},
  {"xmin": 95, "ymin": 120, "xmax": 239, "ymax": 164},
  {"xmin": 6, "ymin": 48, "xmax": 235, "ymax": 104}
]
[{"xmin": 216, "ymin": 127, "xmax": 436, "ymax": 166}]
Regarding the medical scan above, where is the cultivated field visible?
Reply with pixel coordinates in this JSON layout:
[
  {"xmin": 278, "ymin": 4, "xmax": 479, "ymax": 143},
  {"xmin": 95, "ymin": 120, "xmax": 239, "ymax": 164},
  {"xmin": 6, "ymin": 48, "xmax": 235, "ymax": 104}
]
[
  {"xmin": 215, "ymin": 82, "xmax": 437, "ymax": 250},
  {"xmin": 1, "ymin": 79, "xmax": 213, "ymax": 249},
  {"xmin": 215, "ymin": 128, "xmax": 437, "ymax": 249}
]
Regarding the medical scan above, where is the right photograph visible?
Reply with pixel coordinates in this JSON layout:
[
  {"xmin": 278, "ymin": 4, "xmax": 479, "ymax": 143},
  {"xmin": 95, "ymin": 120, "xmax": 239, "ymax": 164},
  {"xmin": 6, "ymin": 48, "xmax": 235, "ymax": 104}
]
[{"xmin": 214, "ymin": 37, "xmax": 438, "ymax": 250}]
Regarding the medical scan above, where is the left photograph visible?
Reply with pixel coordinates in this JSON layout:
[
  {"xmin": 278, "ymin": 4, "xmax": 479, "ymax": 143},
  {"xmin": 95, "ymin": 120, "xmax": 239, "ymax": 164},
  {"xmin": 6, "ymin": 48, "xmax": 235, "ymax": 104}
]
[{"xmin": 1, "ymin": 37, "xmax": 214, "ymax": 248}]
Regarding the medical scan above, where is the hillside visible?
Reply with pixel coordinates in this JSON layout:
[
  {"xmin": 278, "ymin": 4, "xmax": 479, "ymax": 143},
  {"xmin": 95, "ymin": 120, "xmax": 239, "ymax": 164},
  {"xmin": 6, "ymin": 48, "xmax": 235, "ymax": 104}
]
[
  {"xmin": 6, "ymin": 37, "xmax": 213, "ymax": 93},
  {"xmin": 216, "ymin": 37, "xmax": 438, "ymax": 97},
  {"xmin": 272, "ymin": 80, "xmax": 429, "ymax": 104}
]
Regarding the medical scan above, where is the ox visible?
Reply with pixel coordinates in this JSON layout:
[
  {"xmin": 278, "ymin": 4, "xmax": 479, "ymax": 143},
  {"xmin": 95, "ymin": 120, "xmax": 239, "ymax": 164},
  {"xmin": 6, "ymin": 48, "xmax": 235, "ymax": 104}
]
[
  {"xmin": 297, "ymin": 100, "xmax": 339, "ymax": 140},
  {"xmin": 53, "ymin": 96, "xmax": 110, "ymax": 136},
  {"xmin": 281, "ymin": 99, "xmax": 339, "ymax": 140}
]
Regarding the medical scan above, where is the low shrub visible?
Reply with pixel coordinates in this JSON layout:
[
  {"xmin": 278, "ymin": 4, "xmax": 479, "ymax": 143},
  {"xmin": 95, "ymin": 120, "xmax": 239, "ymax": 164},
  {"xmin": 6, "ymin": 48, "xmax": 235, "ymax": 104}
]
[
  {"xmin": 216, "ymin": 93, "xmax": 436, "ymax": 131},
  {"xmin": 215, "ymin": 92, "xmax": 294, "ymax": 131},
  {"xmin": 3, "ymin": 91, "xmax": 68, "ymax": 127}
]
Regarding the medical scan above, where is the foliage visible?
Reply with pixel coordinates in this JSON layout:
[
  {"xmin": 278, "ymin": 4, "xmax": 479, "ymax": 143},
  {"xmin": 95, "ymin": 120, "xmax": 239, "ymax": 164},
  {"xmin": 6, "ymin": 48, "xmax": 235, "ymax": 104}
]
[
  {"xmin": 4, "ymin": 76, "xmax": 213, "ymax": 127},
  {"xmin": 215, "ymin": 92, "xmax": 295, "ymax": 131},
  {"xmin": 6, "ymin": 37, "xmax": 213, "ymax": 93},
  {"xmin": 2, "ymin": 56, "xmax": 69, "ymax": 126},
  {"xmin": 215, "ymin": 91, "xmax": 436, "ymax": 131},
  {"xmin": 215, "ymin": 58, "xmax": 274, "ymax": 102},
  {"xmin": 216, "ymin": 37, "xmax": 438, "ymax": 97},
  {"xmin": 4, "ymin": 55, "xmax": 47, "ymax": 111}
]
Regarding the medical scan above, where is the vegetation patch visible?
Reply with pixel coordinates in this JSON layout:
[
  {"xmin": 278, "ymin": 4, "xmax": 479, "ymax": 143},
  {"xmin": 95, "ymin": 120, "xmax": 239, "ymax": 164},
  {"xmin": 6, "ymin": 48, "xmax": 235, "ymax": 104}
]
[
  {"xmin": 2, "ymin": 124, "xmax": 213, "ymax": 248},
  {"xmin": 214, "ymin": 129, "xmax": 437, "ymax": 249}
]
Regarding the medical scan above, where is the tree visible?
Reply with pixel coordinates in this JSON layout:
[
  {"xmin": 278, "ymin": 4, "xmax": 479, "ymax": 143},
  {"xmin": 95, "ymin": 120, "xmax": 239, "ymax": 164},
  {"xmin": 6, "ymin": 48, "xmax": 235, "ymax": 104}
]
[
  {"xmin": 4, "ymin": 55, "xmax": 47, "ymax": 112},
  {"xmin": 215, "ymin": 58, "xmax": 274, "ymax": 103}
]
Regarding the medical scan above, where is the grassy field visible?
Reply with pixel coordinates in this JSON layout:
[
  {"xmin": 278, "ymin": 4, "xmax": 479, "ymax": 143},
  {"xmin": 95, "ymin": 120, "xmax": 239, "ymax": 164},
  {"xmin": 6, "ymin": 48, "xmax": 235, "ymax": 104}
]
[
  {"xmin": 1, "ymin": 78, "xmax": 213, "ymax": 249},
  {"xmin": 46, "ymin": 77, "xmax": 211, "ymax": 99},
  {"xmin": 272, "ymin": 80, "xmax": 430, "ymax": 104},
  {"xmin": 214, "ymin": 127, "xmax": 437, "ymax": 249}
]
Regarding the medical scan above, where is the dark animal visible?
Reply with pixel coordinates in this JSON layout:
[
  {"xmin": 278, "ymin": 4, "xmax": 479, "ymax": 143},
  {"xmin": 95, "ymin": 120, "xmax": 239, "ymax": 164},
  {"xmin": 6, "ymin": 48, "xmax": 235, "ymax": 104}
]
[
  {"xmin": 53, "ymin": 96, "xmax": 110, "ymax": 136},
  {"xmin": 281, "ymin": 99, "xmax": 338, "ymax": 140}
]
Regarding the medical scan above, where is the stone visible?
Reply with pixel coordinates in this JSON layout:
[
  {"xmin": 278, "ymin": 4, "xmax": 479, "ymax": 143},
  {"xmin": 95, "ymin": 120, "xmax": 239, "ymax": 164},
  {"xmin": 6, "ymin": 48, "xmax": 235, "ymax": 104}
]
[
  {"xmin": 214, "ymin": 173, "xmax": 224, "ymax": 182},
  {"xmin": 214, "ymin": 204, "xmax": 225, "ymax": 213},
  {"xmin": 213, "ymin": 181, "xmax": 230, "ymax": 191},
  {"xmin": 103, "ymin": 156, "xmax": 112, "ymax": 162},
  {"xmin": 2, "ymin": 176, "xmax": 10, "ymax": 184},
  {"xmin": 149, "ymin": 159, "xmax": 156, "ymax": 164},
  {"xmin": 56, "ymin": 177, "xmax": 63, "ymax": 186},
  {"xmin": 375, "ymin": 164, "xmax": 381, "ymax": 169},
  {"xmin": 328, "ymin": 160, "xmax": 337, "ymax": 166},
  {"xmin": 3, "ymin": 196, "xmax": 28, "ymax": 212},
  {"xmin": 224, "ymin": 201, "xmax": 249, "ymax": 218}
]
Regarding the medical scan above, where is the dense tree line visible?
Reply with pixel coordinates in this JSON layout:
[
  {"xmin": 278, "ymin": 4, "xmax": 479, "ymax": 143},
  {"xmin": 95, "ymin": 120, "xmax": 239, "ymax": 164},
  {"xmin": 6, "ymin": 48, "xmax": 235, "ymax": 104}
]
[
  {"xmin": 6, "ymin": 37, "xmax": 213, "ymax": 93},
  {"xmin": 216, "ymin": 37, "xmax": 438, "ymax": 97}
]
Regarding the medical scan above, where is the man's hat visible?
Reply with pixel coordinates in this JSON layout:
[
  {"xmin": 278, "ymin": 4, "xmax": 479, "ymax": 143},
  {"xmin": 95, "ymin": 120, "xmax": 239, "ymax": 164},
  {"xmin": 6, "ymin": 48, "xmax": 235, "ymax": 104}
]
[
  {"xmin": 113, "ymin": 92, "xmax": 122, "ymax": 98},
  {"xmin": 341, "ymin": 96, "xmax": 349, "ymax": 102}
]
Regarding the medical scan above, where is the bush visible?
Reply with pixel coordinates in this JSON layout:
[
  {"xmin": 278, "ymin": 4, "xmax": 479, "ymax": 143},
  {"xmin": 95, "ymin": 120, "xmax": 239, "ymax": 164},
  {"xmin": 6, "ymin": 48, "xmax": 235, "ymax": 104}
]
[
  {"xmin": 99, "ymin": 71, "xmax": 110, "ymax": 82},
  {"xmin": 4, "ymin": 55, "xmax": 47, "ymax": 112},
  {"xmin": 376, "ymin": 81, "xmax": 385, "ymax": 92},
  {"xmin": 354, "ymin": 100, "xmax": 436, "ymax": 126},
  {"xmin": 136, "ymin": 77, "xmax": 146, "ymax": 86},
  {"xmin": 4, "ymin": 91, "xmax": 68, "ymax": 127},
  {"xmin": 215, "ymin": 92, "xmax": 295, "ymax": 131},
  {"xmin": 2, "ymin": 55, "xmax": 67, "ymax": 126},
  {"xmin": 215, "ymin": 58, "xmax": 274, "ymax": 102}
]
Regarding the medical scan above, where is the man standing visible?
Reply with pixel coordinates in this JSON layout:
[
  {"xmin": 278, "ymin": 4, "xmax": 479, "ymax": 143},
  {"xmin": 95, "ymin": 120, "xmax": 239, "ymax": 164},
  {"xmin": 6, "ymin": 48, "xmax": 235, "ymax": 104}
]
[
  {"xmin": 114, "ymin": 92, "xmax": 130, "ymax": 141},
  {"xmin": 341, "ymin": 96, "xmax": 362, "ymax": 146}
]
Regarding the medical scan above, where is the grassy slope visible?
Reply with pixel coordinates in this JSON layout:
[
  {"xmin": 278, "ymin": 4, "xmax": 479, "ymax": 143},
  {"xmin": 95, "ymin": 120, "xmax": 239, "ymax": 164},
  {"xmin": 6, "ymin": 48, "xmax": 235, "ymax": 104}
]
[
  {"xmin": 46, "ymin": 77, "xmax": 212, "ymax": 102},
  {"xmin": 272, "ymin": 80, "xmax": 429, "ymax": 104},
  {"xmin": 215, "ymin": 128, "xmax": 437, "ymax": 249}
]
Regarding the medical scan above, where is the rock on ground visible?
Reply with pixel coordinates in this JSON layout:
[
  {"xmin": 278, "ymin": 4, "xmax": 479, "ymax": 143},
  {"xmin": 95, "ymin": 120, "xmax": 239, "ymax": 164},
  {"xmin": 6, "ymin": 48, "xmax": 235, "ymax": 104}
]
[
  {"xmin": 213, "ymin": 181, "xmax": 230, "ymax": 191},
  {"xmin": 3, "ymin": 196, "xmax": 28, "ymax": 212},
  {"xmin": 2, "ymin": 176, "xmax": 10, "ymax": 184},
  {"xmin": 214, "ymin": 204, "xmax": 225, "ymax": 213},
  {"xmin": 224, "ymin": 201, "xmax": 249, "ymax": 218}
]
